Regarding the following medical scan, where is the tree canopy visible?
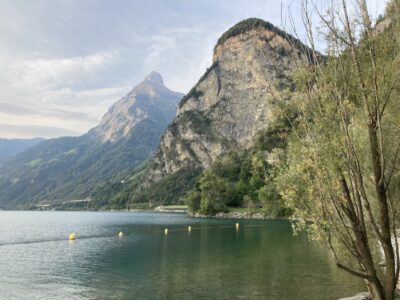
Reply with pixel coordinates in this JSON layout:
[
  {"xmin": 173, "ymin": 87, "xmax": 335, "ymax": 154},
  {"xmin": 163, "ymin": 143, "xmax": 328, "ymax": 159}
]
[{"xmin": 278, "ymin": 1, "xmax": 400, "ymax": 298}]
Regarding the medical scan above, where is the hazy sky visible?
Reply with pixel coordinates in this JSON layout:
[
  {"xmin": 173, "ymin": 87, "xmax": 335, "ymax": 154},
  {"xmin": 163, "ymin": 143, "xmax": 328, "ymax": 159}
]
[{"xmin": 0, "ymin": 0, "xmax": 387, "ymax": 139}]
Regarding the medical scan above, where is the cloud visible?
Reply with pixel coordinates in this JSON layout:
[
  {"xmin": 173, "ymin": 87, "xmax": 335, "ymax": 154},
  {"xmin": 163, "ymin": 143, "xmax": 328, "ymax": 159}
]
[
  {"xmin": 0, "ymin": 85, "xmax": 131, "ymax": 129},
  {"xmin": 0, "ymin": 51, "xmax": 131, "ymax": 138},
  {"xmin": 142, "ymin": 25, "xmax": 220, "ymax": 93},
  {"xmin": 0, "ymin": 111, "xmax": 93, "ymax": 134},
  {"xmin": 0, "ymin": 124, "xmax": 81, "ymax": 139},
  {"xmin": 41, "ymin": 86, "xmax": 132, "ymax": 120},
  {"xmin": 0, "ymin": 102, "xmax": 36, "ymax": 116},
  {"xmin": 8, "ymin": 52, "xmax": 117, "ymax": 91}
]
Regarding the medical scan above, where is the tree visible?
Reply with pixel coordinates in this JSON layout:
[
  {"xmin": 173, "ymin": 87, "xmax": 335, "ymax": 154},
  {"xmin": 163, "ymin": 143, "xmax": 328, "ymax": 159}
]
[
  {"xmin": 186, "ymin": 189, "xmax": 201, "ymax": 212},
  {"xmin": 278, "ymin": 0, "xmax": 400, "ymax": 298},
  {"xmin": 198, "ymin": 170, "xmax": 228, "ymax": 215}
]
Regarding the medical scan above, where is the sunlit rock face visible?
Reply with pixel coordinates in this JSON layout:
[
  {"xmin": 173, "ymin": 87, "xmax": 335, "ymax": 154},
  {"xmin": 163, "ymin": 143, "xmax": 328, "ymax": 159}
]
[
  {"xmin": 145, "ymin": 18, "xmax": 311, "ymax": 184},
  {"xmin": 93, "ymin": 71, "xmax": 183, "ymax": 143}
]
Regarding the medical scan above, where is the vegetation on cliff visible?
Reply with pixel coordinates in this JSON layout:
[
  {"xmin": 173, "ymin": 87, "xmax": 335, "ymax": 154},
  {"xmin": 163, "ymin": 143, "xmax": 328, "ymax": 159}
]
[
  {"xmin": 215, "ymin": 18, "xmax": 312, "ymax": 58},
  {"xmin": 92, "ymin": 166, "xmax": 201, "ymax": 209},
  {"xmin": 178, "ymin": 62, "xmax": 218, "ymax": 108},
  {"xmin": 186, "ymin": 104, "xmax": 296, "ymax": 217},
  {"xmin": 0, "ymin": 138, "xmax": 45, "ymax": 165}
]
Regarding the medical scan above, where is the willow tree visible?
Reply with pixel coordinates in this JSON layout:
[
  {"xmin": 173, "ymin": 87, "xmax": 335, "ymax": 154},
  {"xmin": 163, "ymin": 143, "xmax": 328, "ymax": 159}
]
[{"xmin": 278, "ymin": 0, "xmax": 400, "ymax": 299}]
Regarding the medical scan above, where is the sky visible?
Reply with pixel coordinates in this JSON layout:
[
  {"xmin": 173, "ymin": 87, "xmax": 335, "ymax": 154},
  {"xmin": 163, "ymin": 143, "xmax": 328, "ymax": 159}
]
[{"xmin": 0, "ymin": 0, "xmax": 387, "ymax": 139}]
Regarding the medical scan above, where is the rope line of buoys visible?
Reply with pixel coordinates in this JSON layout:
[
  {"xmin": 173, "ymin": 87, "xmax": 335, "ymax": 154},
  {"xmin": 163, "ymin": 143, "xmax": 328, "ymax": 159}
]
[
  {"xmin": 161, "ymin": 223, "xmax": 243, "ymax": 236},
  {"xmin": 67, "ymin": 223, "xmax": 262, "ymax": 240}
]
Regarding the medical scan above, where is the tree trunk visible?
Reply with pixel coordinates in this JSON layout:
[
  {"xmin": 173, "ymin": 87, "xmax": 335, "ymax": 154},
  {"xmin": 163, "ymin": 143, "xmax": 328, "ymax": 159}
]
[
  {"xmin": 368, "ymin": 280, "xmax": 385, "ymax": 300},
  {"xmin": 368, "ymin": 122, "xmax": 396, "ymax": 300}
]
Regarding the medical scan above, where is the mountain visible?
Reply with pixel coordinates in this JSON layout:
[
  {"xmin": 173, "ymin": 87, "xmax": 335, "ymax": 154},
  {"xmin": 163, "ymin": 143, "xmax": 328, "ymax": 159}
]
[
  {"xmin": 111, "ymin": 18, "xmax": 312, "ymax": 207},
  {"xmin": 0, "ymin": 72, "xmax": 183, "ymax": 209},
  {"xmin": 0, "ymin": 138, "xmax": 45, "ymax": 166}
]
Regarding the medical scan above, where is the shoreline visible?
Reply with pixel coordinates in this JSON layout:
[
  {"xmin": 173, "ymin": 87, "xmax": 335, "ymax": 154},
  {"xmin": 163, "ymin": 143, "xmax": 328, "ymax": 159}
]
[
  {"xmin": 111, "ymin": 209, "xmax": 276, "ymax": 220},
  {"xmin": 188, "ymin": 211, "xmax": 284, "ymax": 220},
  {"xmin": 9, "ymin": 207, "xmax": 288, "ymax": 220}
]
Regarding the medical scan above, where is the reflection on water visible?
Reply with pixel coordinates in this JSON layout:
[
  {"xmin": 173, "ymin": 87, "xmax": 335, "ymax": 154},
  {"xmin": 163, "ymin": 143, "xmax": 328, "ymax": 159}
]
[{"xmin": 0, "ymin": 211, "xmax": 363, "ymax": 299}]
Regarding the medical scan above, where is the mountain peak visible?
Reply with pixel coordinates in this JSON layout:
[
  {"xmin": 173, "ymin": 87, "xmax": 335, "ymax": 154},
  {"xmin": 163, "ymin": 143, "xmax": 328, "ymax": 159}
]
[
  {"xmin": 214, "ymin": 18, "xmax": 308, "ymax": 55},
  {"xmin": 94, "ymin": 72, "xmax": 182, "ymax": 143},
  {"xmin": 216, "ymin": 18, "xmax": 276, "ymax": 46},
  {"xmin": 144, "ymin": 71, "xmax": 164, "ymax": 85}
]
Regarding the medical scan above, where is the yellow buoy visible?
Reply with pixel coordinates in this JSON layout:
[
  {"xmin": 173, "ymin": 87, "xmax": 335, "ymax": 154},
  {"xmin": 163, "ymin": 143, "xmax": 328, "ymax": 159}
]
[
  {"xmin": 188, "ymin": 226, "xmax": 192, "ymax": 232},
  {"xmin": 118, "ymin": 231, "xmax": 124, "ymax": 238},
  {"xmin": 235, "ymin": 223, "xmax": 240, "ymax": 230},
  {"xmin": 69, "ymin": 233, "xmax": 76, "ymax": 240},
  {"xmin": 164, "ymin": 228, "xmax": 168, "ymax": 235}
]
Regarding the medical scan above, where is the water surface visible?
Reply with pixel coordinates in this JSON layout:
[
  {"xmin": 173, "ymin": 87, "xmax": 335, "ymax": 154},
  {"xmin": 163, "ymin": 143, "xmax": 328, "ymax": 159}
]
[{"xmin": 0, "ymin": 211, "xmax": 363, "ymax": 299}]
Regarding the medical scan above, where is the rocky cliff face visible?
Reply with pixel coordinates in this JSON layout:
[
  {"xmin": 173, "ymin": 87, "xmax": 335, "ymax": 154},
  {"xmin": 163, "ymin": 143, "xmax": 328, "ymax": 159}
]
[
  {"xmin": 146, "ymin": 18, "xmax": 311, "ymax": 184},
  {"xmin": 92, "ymin": 72, "xmax": 182, "ymax": 143}
]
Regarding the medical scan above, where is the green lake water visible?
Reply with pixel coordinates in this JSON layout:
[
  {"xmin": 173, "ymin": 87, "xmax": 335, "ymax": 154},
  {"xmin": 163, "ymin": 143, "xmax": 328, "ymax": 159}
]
[{"xmin": 0, "ymin": 211, "xmax": 364, "ymax": 299}]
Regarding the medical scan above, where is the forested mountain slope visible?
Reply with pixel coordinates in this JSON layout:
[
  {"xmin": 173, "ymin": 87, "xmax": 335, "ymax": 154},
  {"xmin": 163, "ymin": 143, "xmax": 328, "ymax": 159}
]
[
  {"xmin": 0, "ymin": 72, "xmax": 182, "ymax": 209},
  {"xmin": 0, "ymin": 138, "xmax": 45, "ymax": 166}
]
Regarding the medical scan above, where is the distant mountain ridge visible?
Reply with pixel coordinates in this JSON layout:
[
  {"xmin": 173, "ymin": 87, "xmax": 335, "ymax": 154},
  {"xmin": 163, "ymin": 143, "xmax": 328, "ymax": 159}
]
[
  {"xmin": 0, "ymin": 138, "xmax": 45, "ymax": 165},
  {"xmin": 0, "ymin": 72, "xmax": 183, "ymax": 209}
]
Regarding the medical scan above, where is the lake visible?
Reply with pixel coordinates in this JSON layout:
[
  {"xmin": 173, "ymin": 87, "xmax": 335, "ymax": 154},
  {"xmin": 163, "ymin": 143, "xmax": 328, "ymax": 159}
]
[{"xmin": 0, "ymin": 211, "xmax": 363, "ymax": 299}]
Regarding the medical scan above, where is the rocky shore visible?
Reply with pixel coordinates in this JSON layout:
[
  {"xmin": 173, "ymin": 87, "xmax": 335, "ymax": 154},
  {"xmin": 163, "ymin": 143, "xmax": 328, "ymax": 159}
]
[
  {"xmin": 189, "ymin": 211, "xmax": 273, "ymax": 220},
  {"xmin": 154, "ymin": 206, "xmax": 187, "ymax": 213}
]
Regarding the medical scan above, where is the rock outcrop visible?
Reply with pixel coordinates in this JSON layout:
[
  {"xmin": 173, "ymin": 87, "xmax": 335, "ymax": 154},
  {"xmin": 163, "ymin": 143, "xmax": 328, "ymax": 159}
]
[
  {"xmin": 145, "ymin": 18, "xmax": 311, "ymax": 185},
  {"xmin": 93, "ymin": 71, "xmax": 182, "ymax": 143}
]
